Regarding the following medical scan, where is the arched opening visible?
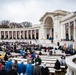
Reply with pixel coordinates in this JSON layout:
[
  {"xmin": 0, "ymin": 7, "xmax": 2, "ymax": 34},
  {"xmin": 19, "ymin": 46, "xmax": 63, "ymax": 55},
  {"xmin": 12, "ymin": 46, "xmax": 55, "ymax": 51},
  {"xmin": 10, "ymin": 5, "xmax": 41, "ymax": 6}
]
[{"xmin": 44, "ymin": 17, "xmax": 54, "ymax": 40}]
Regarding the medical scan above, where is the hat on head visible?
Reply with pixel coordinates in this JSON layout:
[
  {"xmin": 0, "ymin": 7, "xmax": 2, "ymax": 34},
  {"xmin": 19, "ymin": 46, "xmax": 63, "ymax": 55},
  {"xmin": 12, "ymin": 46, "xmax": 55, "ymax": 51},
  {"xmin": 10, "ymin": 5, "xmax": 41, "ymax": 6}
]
[
  {"xmin": 35, "ymin": 62, "xmax": 39, "ymax": 65},
  {"xmin": 43, "ymin": 62, "xmax": 46, "ymax": 68},
  {"xmin": 37, "ymin": 55, "xmax": 39, "ymax": 58}
]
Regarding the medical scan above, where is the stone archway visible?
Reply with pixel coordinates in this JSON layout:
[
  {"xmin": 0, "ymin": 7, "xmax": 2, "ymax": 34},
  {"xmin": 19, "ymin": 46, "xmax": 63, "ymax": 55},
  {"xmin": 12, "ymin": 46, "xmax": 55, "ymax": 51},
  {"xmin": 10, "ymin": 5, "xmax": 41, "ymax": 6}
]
[{"xmin": 44, "ymin": 17, "xmax": 54, "ymax": 39}]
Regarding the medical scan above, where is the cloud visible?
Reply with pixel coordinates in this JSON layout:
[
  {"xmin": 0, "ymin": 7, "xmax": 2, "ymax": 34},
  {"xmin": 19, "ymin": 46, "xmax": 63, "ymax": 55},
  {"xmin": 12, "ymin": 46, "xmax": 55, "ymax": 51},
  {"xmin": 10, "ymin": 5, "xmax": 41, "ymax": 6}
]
[{"xmin": 0, "ymin": 0, "xmax": 76, "ymax": 24}]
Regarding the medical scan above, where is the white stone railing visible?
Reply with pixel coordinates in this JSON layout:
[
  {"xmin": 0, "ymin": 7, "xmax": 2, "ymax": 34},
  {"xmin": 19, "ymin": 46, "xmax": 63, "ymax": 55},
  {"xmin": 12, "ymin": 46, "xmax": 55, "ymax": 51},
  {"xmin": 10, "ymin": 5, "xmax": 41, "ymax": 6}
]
[
  {"xmin": 65, "ymin": 55, "xmax": 76, "ymax": 75},
  {"xmin": 0, "ymin": 39, "xmax": 38, "ymax": 44}
]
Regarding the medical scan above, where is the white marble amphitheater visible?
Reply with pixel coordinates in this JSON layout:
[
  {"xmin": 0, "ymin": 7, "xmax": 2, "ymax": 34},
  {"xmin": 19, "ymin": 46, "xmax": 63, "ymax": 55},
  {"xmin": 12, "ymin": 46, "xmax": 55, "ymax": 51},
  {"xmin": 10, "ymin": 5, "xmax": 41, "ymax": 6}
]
[
  {"xmin": 0, "ymin": 10, "xmax": 76, "ymax": 44},
  {"xmin": 0, "ymin": 10, "xmax": 76, "ymax": 75}
]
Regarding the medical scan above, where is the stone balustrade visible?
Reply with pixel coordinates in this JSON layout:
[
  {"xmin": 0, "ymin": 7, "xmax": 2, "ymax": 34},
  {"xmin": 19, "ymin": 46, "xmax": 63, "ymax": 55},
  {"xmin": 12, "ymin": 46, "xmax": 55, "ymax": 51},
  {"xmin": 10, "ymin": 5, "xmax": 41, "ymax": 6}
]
[{"xmin": 65, "ymin": 55, "xmax": 76, "ymax": 75}]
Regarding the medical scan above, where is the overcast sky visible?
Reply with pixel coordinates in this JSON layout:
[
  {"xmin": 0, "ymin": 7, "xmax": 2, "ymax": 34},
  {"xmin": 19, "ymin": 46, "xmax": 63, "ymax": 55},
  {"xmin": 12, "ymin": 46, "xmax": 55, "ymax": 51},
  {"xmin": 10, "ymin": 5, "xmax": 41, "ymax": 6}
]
[{"xmin": 0, "ymin": 0, "xmax": 76, "ymax": 24}]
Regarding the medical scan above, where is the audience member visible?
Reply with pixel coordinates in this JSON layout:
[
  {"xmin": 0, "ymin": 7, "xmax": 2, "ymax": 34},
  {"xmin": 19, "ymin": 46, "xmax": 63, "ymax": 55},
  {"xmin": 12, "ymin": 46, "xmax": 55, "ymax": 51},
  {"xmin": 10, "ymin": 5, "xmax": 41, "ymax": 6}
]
[
  {"xmin": 54, "ymin": 60, "xmax": 60, "ymax": 70},
  {"xmin": 18, "ymin": 61, "xmax": 26, "ymax": 75},
  {"xmin": 35, "ymin": 55, "xmax": 42, "ymax": 65},
  {"xmin": 33, "ymin": 62, "xmax": 41, "ymax": 75},
  {"xmin": 8, "ymin": 66, "xmax": 18, "ymax": 75},
  {"xmin": 41, "ymin": 62, "xmax": 49, "ymax": 75},
  {"xmin": 5, "ymin": 59, "xmax": 12, "ymax": 71},
  {"xmin": 26, "ymin": 60, "xmax": 33, "ymax": 75},
  {"xmin": 0, "ymin": 65, "xmax": 8, "ymax": 75}
]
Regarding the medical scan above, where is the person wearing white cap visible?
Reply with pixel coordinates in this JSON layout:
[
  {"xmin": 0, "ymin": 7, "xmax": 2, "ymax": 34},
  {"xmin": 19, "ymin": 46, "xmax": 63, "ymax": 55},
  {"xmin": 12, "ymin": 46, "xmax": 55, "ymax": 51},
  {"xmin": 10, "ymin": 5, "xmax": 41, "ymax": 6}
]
[
  {"xmin": 41, "ymin": 62, "xmax": 49, "ymax": 75},
  {"xmin": 33, "ymin": 62, "xmax": 41, "ymax": 75}
]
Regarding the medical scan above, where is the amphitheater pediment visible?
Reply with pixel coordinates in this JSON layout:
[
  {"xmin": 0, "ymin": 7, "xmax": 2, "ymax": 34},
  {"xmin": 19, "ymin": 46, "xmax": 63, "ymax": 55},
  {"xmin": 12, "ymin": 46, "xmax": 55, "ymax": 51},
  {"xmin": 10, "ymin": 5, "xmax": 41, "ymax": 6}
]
[
  {"xmin": 39, "ymin": 10, "xmax": 70, "ymax": 22},
  {"xmin": 39, "ymin": 12, "xmax": 55, "ymax": 22}
]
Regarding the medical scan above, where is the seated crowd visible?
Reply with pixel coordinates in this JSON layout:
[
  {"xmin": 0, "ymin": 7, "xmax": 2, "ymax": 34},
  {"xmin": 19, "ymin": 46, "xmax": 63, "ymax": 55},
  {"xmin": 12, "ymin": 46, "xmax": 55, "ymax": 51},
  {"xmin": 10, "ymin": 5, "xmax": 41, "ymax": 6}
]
[
  {"xmin": 0, "ymin": 53, "xmax": 49, "ymax": 75},
  {"xmin": 0, "ymin": 41, "xmax": 73, "ymax": 75},
  {"xmin": 0, "ymin": 48, "xmax": 67, "ymax": 75}
]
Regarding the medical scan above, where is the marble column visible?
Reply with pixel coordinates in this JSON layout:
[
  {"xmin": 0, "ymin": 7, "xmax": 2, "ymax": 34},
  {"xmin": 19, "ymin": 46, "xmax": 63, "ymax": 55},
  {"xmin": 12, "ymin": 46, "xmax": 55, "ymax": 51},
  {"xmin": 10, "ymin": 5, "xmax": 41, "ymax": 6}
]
[
  {"xmin": 12, "ymin": 31, "xmax": 13, "ymax": 39},
  {"xmin": 17, "ymin": 31, "xmax": 19, "ymax": 39},
  {"xmin": 15, "ymin": 31, "xmax": 17, "ymax": 39},
  {"xmin": 34, "ymin": 30, "xmax": 36, "ymax": 39},
  {"xmin": 30, "ymin": 30, "xmax": 32, "ymax": 39},
  {"xmin": 32, "ymin": 30, "xmax": 34, "ymax": 39},
  {"xmin": 25, "ymin": 31, "xmax": 27, "ymax": 39},
  {"xmin": 6, "ymin": 31, "xmax": 8, "ymax": 39},
  {"xmin": 43, "ymin": 28, "xmax": 47, "ymax": 39},
  {"xmin": 68, "ymin": 24, "xmax": 71, "ymax": 40},
  {"xmin": 64, "ymin": 25, "xmax": 66, "ymax": 39},
  {"xmin": 50, "ymin": 29, "xmax": 52, "ymax": 38},
  {"xmin": 21, "ymin": 31, "xmax": 22, "ymax": 39},
  {"xmin": 4, "ymin": 31, "xmax": 5, "ymax": 39},
  {"xmin": 27, "ymin": 30, "xmax": 28, "ymax": 39},
  {"xmin": 23, "ymin": 31, "xmax": 25, "ymax": 39},
  {"xmin": 8, "ymin": 31, "xmax": 9, "ymax": 39},
  {"xmin": 74, "ymin": 20, "xmax": 76, "ymax": 41},
  {"xmin": 19, "ymin": 31, "xmax": 21, "ymax": 39},
  {"xmin": 0, "ymin": 31, "xmax": 1, "ymax": 39},
  {"xmin": 36, "ymin": 29, "xmax": 39, "ymax": 39}
]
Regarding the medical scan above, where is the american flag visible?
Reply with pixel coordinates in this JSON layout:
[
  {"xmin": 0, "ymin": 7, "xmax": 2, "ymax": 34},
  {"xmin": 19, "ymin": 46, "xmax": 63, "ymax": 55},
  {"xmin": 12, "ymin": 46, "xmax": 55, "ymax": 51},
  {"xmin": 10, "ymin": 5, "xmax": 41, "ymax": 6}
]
[
  {"xmin": 68, "ymin": 21, "xmax": 73, "ymax": 28},
  {"xmin": 65, "ymin": 22, "xmax": 73, "ymax": 29}
]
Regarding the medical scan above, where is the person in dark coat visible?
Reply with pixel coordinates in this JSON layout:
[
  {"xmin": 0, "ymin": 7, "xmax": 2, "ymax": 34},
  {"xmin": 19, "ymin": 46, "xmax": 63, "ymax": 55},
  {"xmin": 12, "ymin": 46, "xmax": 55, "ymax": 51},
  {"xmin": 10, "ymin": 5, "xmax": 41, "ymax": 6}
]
[
  {"xmin": 49, "ymin": 50, "xmax": 52, "ymax": 55},
  {"xmin": 5, "ymin": 59, "xmax": 13, "ymax": 71},
  {"xmin": 0, "ymin": 62, "xmax": 2, "ymax": 70},
  {"xmin": 0, "ymin": 46, "xmax": 2, "ymax": 51},
  {"xmin": 39, "ymin": 51, "xmax": 42, "ymax": 55},
  {"xmin": 20, "ymin": 48, "xmax": 25, "ymax": 56},
  {"xmin": 35, "ymin": 55, "xmax": 42, "ymax": 65},
  {"xmin": 54, "ymin": 60, "xmax": 60, "ymax": 70},
  {"xmin": 18, "ymin": 61, "xmax": 26, "ymax": 75},
  {"xmin": 8, "ymin": 66, "xmax": 18, "ymax": 75},
  {"xmin": 57, "ymin": 42, "xmax": 60, "ymax": 46},
  {"xmin": 26, "ymin": 60, "xmax": 33, "ymax": 75},
  {"xmin": 41, "ymin": 62, "xmax": 49, "ymax": 75},
  {"xmin": 4, "ymin": 53, "xmax": 8, "ymax": 61},
  {"xmin": 33, "ymin": 62, "xmax": 41, "ymax": 75},
  {"xmin": 31, "ymin": 52, "xmax": 36, "ymax": 60},
  {"xmin": 12, "ymin": 60, "xmax": 18, "ymax": 71},
  {"xmin": 0, "ymin": 65, "xmax": 8, "ymax": 75}
]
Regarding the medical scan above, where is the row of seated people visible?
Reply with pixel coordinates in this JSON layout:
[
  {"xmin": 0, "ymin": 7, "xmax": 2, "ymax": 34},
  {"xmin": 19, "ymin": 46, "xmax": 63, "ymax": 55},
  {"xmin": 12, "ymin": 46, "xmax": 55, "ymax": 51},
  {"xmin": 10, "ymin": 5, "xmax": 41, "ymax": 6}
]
[
  {"xmin": 0, "ymin": 53, "xmax": 67, "ymax": 75},
  {"xmin": 57, "ymin": 43, "xmax": 76, "ymax": 55},
  {"xmin": 0, "ymin": 41, "xmax": 54, "ymax": 54}
]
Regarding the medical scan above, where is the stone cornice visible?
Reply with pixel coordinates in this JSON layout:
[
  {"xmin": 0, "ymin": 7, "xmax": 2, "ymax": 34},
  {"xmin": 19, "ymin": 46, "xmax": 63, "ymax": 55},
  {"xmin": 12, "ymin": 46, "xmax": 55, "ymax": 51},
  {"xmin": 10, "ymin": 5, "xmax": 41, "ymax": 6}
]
[
  {"xmin": 60, "ymin": 13, "xmax": 76, "ymax": 23},
  {"xmin": 39, "ymin": 10, "xmax": 70, "ymax": 22},
  {"xmin": 0, "ymin": 26, "xmax": 41, "ymax": 30},
  {"xmin": 39, "ymin": 12, "xmax": 55, "ymax": 22}
]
